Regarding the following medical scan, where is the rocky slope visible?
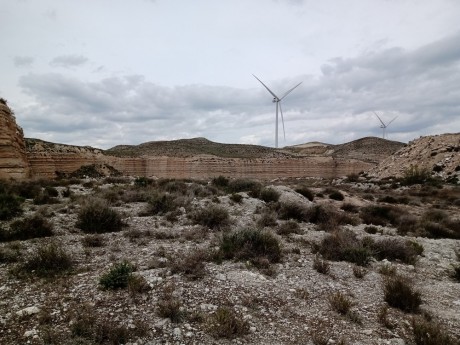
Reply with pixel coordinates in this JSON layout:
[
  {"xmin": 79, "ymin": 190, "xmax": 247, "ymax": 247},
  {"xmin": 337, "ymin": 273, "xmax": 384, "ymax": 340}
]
[
  {"xmin": 369, "ymin": 133, "xmax": 460, "ymax": 180},
  {"xmin": 0, "ymin": 101, "xmax": 30, "ymax": 179},
  {"xmin": 0, "ymin": 178, "xmax": 459, "ymax": 344}
]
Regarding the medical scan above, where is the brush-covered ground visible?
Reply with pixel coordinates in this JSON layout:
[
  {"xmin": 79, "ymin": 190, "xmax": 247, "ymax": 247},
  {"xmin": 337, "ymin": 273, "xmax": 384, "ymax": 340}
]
[{"xmin": 0, "ymin": 173, "xmax": 459, "ymax": 345}]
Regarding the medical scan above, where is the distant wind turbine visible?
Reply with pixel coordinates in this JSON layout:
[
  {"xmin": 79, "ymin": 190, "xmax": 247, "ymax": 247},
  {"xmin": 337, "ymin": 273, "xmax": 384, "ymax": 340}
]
[
  {"xmin": 374, "ymin": 111, "xmax": 398, "ymax": 139},
  {"xmin": 253, "ymin": 74, "xmax": 302, "ymax": 148}
]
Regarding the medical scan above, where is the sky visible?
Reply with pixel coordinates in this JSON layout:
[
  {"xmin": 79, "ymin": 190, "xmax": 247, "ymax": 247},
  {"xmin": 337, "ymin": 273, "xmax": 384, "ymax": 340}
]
[{"xmin": 1, "ymin": 0, "xmax": 460, "ymax": 149}]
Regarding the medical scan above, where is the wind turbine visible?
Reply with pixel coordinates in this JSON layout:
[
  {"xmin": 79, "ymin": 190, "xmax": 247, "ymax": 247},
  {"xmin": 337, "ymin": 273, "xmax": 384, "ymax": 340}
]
[
  {"xmin": 253, "ymin": 74, "xmax": 302, "ymax": 148},
  {"xmin": 374, "ymin": 111, "xmax": 398, "ymax": 139}
]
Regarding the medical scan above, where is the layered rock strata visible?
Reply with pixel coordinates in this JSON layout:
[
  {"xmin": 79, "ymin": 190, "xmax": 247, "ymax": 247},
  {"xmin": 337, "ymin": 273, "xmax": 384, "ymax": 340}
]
[{"xmin": 0, "ymin": 103, "xmax": 30, "ymax": 179}]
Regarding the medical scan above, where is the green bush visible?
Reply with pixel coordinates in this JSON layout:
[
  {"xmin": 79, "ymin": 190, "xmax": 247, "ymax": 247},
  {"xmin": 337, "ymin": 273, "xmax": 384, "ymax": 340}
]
[
  {"xmin": 384, "ymin": 275, "xmax": 422, "ymax": 313},
  {"xmin": 191, "ymin": 205, "xmax": 230, "ymax": 230},
  {"xmin": 227, "ymin": 179, "xmax": 261, "ymax": 196},
  {"xmin": 21, "ymin": 242, "xmax": 73, "ymax": 277},
  {"xmin": 259, "ymin": 187, "xmax": 280, "ymax": 203},
  {"xmin": 0, "ymin": 192, "xmax": 23, "ymax": 220},
  {"xmin": 1, "ymin": 214, "xmax": 54, "ymax": 242},
  {"xmin": 99, "ymin": 261, "xmax": 134, "ymax": 290},
  {"xmin": 134, "ymin": 176, "xmax": 154, "ymax": 187},
  {"xmin": 219, "ymin": 228, "xmax": 281, "ymax": 266},
  {"xmin": 76, "ymin": 199, "xmax": 124, "ymax": 233}
]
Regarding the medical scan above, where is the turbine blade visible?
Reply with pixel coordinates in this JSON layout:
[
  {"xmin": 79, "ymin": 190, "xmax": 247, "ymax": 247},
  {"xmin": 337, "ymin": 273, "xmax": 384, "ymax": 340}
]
[
  {"xmin": 253, "ymin": 74, "xmax": 279, "ymax": 100},
  {"xmin": 387, "ymin": 116, "xmax": 398, "ymax": 126},
  {"xmin": 280, "ymin": 82, "xmax": 302, "ymax": 100},
  {"xmin": 279, "ymin": 102, "xmax": 286, "ymax": 141},
  {"xmin": 373, "ymin": 111, "xmax": 386, "ymax": 127}
]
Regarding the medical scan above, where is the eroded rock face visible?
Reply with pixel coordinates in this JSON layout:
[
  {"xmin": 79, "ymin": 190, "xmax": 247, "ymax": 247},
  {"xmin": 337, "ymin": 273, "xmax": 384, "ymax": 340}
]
[
  {"xmin": 0, "ymin": 103, "xmax": 30, "ymax": 179},
  {"xmin": 25, "ymin": 140, "xmax": 373, "ymax": 180},
  {"xmin": 369, "ymin": 133, "xmax": 460, "ymax": 180}
]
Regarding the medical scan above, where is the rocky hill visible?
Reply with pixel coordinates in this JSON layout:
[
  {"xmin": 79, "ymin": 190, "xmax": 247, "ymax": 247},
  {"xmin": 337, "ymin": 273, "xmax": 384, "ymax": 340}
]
[
  {"xmin": 369, "ymin": 133, "xmax": 460, "ymax": 180},
  {"xmin": 0, "ymin": 101, "xmax": 30, "ymax": 179},
  {"xmin": 285, "ymin": 137, "xmax": 405, "ymax": 164}
]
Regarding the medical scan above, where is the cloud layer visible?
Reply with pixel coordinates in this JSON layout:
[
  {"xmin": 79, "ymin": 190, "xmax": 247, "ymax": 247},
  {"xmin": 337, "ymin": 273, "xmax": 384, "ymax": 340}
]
[{"xmin": 15, "ymin": 32, "xmax": 460, "ymax": 149}]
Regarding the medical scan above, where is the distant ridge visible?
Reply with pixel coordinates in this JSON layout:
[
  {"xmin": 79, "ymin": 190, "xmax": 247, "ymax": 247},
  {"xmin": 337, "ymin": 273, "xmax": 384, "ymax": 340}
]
[{"xmin": 106, "ymin": 137, "xmax": 293, "ymax": 159}]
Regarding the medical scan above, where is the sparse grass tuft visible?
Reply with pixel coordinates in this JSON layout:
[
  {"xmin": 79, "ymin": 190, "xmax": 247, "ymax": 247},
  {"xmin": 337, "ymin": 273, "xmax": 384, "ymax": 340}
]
[
  {"xmin": 171, "ymin": 248, "xmax": 209, "ymax": 279},
  {"xmin": 352, "ymin": 265, "xmax": 367, "ymax": 278},
  {"xmin": 157, "ymin": 285, "xmax": 184, "ymax": 323},
  {"xmin": 76, "ymin": 199, "xmax": 124, "ymax": 233},
  {"xmin": 21, "ymin": 242, "xmax": 73, "ymax": 277},
  {"xmin": 81, "ymin": 234, "xmax": 105, "ymax": 247},
  {"xmin": 412, "ymin": 317, "xmax": 460, "ymax": 345},
  {"xmin": 207, "ymin": 306, "xmax": 250, "ymax": 339},
  {"xmin": 313, "ymin": 256, "xmax": 330, "ymax": 274},
  {"xmin": 383, "ymin": 275, "xmax": 422, "ymax": 313},
  {"xmin": 328, "ymin": 291, "xmax": 353, "ymax": 315}
]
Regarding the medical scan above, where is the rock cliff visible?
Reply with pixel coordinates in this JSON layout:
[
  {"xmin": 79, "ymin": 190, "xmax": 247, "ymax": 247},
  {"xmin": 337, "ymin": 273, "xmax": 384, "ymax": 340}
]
[
  {"xmin": 0, "ymin": 101, "xmax": 30, "ymax": 179},
  {"xmin": 25, "ymin": 139, "xmax": 374, "ymax": 180}
]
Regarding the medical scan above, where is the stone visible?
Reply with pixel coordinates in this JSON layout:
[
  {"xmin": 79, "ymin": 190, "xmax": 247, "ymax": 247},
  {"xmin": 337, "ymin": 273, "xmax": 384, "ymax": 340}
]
[{"xmin": 16, "ymin": 306, "xmax": 40, "ymax": 317}]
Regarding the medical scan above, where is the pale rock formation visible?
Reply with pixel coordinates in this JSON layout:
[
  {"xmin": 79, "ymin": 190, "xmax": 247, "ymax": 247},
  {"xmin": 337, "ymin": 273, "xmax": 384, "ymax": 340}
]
[{"xmin": 0, "ymin": 102, "xmax": 30, "ymax": 179}]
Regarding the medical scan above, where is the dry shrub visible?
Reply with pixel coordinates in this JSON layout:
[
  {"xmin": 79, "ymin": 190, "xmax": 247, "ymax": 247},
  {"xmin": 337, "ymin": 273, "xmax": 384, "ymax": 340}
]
[
  {"xmin": 383, "ymin": 275, "xmax": 422, "ymax": 313},
  {"xmin": 259, "ymin": 187, "xmax": 280, "ymax": 203},
  {"xmin": 219, "ymin": 228, "xmax": 281, "ymax": 266},
  {"xmin": 412, "ymin": 316, "xmax": 460, "ymax": 345},
  {"xmin": 21, "ymin": 242, "xmax": 73, "ymax": 277},
  {"xmin": 76, "ymin": 198, "xmax": 124, "ymax": 233},
  {"xmin": 276, "ymin": 219, "xmax": 302, "ymax": 235},
  {"xmin": 157, "ymin": 285, "xmax": 184, "ymax": 323},
  {"xmin": 257, "ymin": 210, "xmax": 278, "ymax": 228},
  {"xmin": 360, "ymin": 204, "xmax": 403, "ymax": 226},
  {"xmin": 2, "ymin": 214, "xmax": 53, "ymax": 242},
  {"xmin": 278, "ymin": 202, "xmax": 310, "ymax": 222},
  {"xmin": 81, "ymin": 234, "xmax": 105, "ymax": 247},
  {"xmin": 307, "ymin": 204, "xmax": 358, "ymax": 231},
  {"xmin": 352, "ymin": 265, "xmax": 367, "ymax": 278},
  {"xmin": 170, "ymin": 248, "xmax": 209, "ymax": 279},
  {"xmin": 207, "ymin": 306, "xmax": 249, "ymax": 339},
  {"xmin": 328, "ymin": 291, "xmax": 353, "ymax": 315},
  {"xmin": 295, "ymin": 186, "xmax": 314, "ymax": 201},
  {"xmin": 378, "ymin": 305, "xmax": 395, "ymax": 329},
  {"xmin": 315, "ymin": 230, "xmax": 373, "ymax": 266},
  {"xmin": 371, "ymin": 238, "xmax": 422, "ymax": 264},
  {"xmin": 191, "ymin": 205, "xmax": 230, "ymax": 230},
  {"xmin": 313, "ymin": 256, "xmax": 330, "ymax": 274}
]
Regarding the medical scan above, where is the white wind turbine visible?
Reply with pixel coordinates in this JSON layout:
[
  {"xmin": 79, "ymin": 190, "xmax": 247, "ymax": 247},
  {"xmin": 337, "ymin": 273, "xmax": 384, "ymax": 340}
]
[
  {"xmin": 374, "ymin": 111, "xmax": 398, "ymax": 139},
  {"xmin": 253, "ymin": 74, "xmax": 302, "ymax": 148}
]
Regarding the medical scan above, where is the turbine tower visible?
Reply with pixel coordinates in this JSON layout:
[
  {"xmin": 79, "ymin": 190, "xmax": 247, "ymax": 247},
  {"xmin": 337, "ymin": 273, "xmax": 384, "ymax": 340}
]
[
  {"xmin": 253, "ymin": 74, "xmax": 302, "ymax": 148},
  {"xmin": 374, "ymin": 111, "xmax": 398, "ymax": 139}
]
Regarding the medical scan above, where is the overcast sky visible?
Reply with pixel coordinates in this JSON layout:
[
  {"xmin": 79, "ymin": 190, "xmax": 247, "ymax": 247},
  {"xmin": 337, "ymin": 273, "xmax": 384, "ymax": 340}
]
[{"xmin": 2, "ymin": 0, "xmax": 460, "ymax": 149}]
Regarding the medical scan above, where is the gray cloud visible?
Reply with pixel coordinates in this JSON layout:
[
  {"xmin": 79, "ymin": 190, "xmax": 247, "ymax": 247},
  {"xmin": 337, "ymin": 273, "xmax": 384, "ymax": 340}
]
[
  {"xmin": 14, "ymin": 56, "xmax": 34, "ymax": 68},
  {"xmin": 49, "ymin": 55, "xmax": 88, "ymax": 68},
  {"xmin": 16, "ymin": 33, "xmax": 460, "ymax": 149}
]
